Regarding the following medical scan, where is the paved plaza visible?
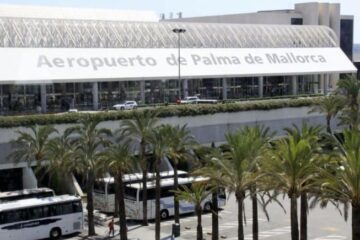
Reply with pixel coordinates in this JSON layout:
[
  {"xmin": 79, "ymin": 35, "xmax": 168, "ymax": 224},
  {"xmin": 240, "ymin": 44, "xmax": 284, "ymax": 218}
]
[{"xmin": 67, "ymin": 194, "xmax": 351, "ymax": 240}]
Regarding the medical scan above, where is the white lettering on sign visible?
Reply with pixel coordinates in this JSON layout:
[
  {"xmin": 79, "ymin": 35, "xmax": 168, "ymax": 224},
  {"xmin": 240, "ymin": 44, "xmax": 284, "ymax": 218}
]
[{"xmin": 0, "ymin": 47, "xmax": 355, "ymax": 83}]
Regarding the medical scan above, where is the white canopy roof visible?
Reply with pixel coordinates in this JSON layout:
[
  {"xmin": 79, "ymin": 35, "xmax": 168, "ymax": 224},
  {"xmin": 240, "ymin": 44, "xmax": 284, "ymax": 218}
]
[{"xmin": 0, "ymin": 47, "xmax": 355, "ymax": 84}]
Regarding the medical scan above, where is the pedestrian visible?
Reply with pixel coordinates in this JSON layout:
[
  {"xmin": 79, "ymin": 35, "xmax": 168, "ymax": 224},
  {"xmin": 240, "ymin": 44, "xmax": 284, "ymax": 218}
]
[{"xmin": 108, "ymin": 218, "xmax": 115, "ymax": 237}]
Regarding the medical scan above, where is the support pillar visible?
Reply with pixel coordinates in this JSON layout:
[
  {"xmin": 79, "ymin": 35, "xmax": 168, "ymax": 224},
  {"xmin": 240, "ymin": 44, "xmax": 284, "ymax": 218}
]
[
  {"xmin": 324, "ymin": 74, "xmax": 329, "ymax": 95},
  {"xmin": 92, "ymin": 82, "xmax": 99, "ymax": 110},
  {"xmin": 319, "ymin": 75, "xmax": 325, "ymax": 94},
  {"xmin": 292, "ymin": 76, "xmax": 298, "ymax": 95},
  {"xmin": 258, "ymin": 77, "xmax": 263, "ymax": 98},
  {"xmin": 40, "ymin": 84, "xmax": 47, "ymax": 113},
  {"xmin": 0, "ymin": 85, "xmax": 3, "ymax": 112},
  {"xmin": 313, "ymin": 75, "xmax": 319, "ymax": 94},
  {"xmin": 140, "ymin": 80, "xmax": 145, "ymax": 105},
  {"xmin": 222, "ymin": 78, "xmax": 228, "ymax": 100},
  {"xmin": 182, "ymin": 79, "xmax": 188, "ymax": 98}
]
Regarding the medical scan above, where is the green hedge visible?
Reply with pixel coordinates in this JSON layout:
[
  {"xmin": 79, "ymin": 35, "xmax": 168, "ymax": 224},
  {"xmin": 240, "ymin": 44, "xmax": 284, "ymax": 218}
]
[{"xmin": 0, "ymin": 97, "xmax": 322, "ymax": 128}]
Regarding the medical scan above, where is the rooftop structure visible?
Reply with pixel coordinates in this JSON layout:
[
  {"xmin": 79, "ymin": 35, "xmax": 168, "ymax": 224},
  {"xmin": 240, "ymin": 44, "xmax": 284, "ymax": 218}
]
[
  {"xmin": 0, "ymin": 4, "xmax": 158, "ymax": 22},
  {"xmin": 0, "ymin": 19, "xmax": 337, "ymax": 49}
]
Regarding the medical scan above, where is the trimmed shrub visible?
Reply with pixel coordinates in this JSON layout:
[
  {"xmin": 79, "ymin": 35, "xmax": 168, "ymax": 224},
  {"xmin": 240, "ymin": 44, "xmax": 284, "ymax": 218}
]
[{"xmin": 0, "ymin": 97, "xmax": 322, "ymax": 128}]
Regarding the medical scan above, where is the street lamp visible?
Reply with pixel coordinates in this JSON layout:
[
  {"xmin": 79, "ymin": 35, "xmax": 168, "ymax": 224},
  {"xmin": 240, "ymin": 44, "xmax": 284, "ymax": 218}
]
[{"xmin": 172, "ymin": 28, "xmax": 186, "ymax": 102}]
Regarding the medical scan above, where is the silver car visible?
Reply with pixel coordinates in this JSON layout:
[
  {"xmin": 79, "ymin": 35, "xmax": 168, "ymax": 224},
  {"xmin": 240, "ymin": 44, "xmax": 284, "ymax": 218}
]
[{"xmin": 112, "ymin": 101, "xmax": 138, "ymax": 110}]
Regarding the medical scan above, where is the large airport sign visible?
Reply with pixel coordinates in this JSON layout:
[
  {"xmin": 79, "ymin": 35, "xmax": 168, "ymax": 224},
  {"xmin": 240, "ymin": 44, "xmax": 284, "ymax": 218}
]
[{"xmin": 0, "ymin": 47, "xmax": 356, "ymax": 83}]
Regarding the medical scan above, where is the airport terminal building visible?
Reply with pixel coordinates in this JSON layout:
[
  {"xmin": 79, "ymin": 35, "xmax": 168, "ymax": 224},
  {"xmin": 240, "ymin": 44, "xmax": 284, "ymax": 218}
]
[
  {"xmin": 0, "ymin": 2, "xmax": 356, "ymax": 115},
  {"xmin": 0, "ymin": 2, "xmax": 358, "ymax": 191}
]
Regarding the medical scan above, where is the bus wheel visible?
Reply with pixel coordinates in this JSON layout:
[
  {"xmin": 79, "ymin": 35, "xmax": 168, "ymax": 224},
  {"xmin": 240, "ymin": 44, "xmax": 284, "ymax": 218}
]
[
  {"xmin": 204, "ymin": 202, "xmax": 212, "ymax": 212},
  {"xmin": 160, "ymin": 210, "xmax": 169, "ymax": 220},
  {"xmin": 50, "ymin": 227, "xmax": 62, "ymax": 239}
]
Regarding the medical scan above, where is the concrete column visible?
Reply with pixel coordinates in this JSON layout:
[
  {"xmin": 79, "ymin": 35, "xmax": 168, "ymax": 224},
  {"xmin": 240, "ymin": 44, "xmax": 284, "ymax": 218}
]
[
  {"xmin": 182, "ymin": 79, "xmax": 188, "ymax": 98},
  {"xmin": 222, "ymin": 78, "xmax": 228, "ymax": 100},
  {"xmin": 92, "ymin": 82, "xmax": 99, "ymax": 110},
  {"xmin": 40, "ymin": 84, "xmax": 47, "ymax": 113},
  {"xmin": 324, "ymin": 74, "xmax": 329, "ymax": 95},
  {"xmin": 313, "ymin": 75, "xmax": 319, "ymax": 94},
  {"xmin": 319, "ymin": 75, "xmax": 325, "ymax": 94},
  {"xmin": 258, "ymin": 77, "xmax": 263, "ymax": 98},
  {"xmin": 22, "ymin": 167, "xmax": 37, "ymax": 189},
  {"xmin": 291, "ymin": 76, "xmax": 298, "ymax": 95},
  {"xmin": 0, "ymin": 85, "xmax": 3, "ymax": 111},
  {"xmin": 140, "ymin": 80, "xmax": 145, "ymax": 104}
]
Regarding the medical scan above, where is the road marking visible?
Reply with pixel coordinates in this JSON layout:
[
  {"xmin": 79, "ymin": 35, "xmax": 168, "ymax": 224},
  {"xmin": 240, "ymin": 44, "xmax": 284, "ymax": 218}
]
[
  {"xmin": 242, "ymin": 226, "xmax": 290, "ymax": 240},
  {"xmin": 313, "ymin": 235, "xmax": 347, "ymax": 240}
]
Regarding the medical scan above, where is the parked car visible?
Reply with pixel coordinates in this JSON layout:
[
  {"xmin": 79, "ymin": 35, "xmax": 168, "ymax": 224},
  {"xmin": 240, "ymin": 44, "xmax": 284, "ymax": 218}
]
[
  {"xmin": 179, "ymin": 96, "xmax": 218, "ymax": 104},
  {"xmin": 112, "ymin": 101, "xmax": 138, "ymax": 110}
]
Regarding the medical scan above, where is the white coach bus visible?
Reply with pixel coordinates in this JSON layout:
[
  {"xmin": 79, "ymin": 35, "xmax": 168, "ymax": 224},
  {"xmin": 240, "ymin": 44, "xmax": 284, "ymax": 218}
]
[
  {"xmin": 0, "ymin": 195, "xmax": 83, "ymax": 240},
  {"xmin": 124, "ymin": 176, "xmax": 226, "ymax": 220},
  {"xmin": 94, "ymin": 170, "xmax": 188, "ymax": 212},
  {"xmin": 0, "ymin": 188, "xmax": 55, "ymax": 203}
]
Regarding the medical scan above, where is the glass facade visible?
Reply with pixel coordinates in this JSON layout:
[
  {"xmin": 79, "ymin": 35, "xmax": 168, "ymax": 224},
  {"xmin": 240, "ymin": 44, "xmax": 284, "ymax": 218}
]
[
  {"xmin": 340, "ymin": 19, "xmax": 354, "ymax": 61},
  {"xmin": 0, "ymin": 76, "xmax": 321, "ymax": 114}
]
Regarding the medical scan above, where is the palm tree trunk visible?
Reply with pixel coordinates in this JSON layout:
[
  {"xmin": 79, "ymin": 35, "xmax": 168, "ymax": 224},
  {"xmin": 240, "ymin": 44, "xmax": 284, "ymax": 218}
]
[
  {"xmin": 118, "ymin": 170, "xmax": 128, "ymax": 240},
  {"xmin": 300, "ymin": 193, "xmax": 307, "ymax": 240},
  {"xmin": 352, "ymin": 205, "xmax": 360, "ymax": 240},
  {"xmin": 141, "ymin": 141, "xmax": 148, "ymax": 226},
  {"xmin": 212, "ymin": 189, "xmax": 219, "ymax": 240},
  {"xmin": 326, "ymin": 116, "xmax": 332, "ymax": 134},
  {"xmin": 236, "ymin": 190, "xmax": 245, "ymax": 240},
  {"xmin": 290, "ymin": 194, "xmax": 299, "ymax": 240},
  {"xmin": 251, "ymin": 186, "xmax": 258, "ymax": 240},
  {"xmin": 114, "ymin": 177, "xmax": 119, "ymax": 218},
  {"xmin": 86, "ymin": 170, "xmax": 96, "ymax": 236},
  {"xmin": 155, "ymin": 157, "xmax": 161, "ymax": 240},
  {"xmin": 196, "ymin": 204, "xmax": 203, "ymax": 240},
  {"xmin": 174, "ymin": 164, "xmax": 180, "ymax": 224}
]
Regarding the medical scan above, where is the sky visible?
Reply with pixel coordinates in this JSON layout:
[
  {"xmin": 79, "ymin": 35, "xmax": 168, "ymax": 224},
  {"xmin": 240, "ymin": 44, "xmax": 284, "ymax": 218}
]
[{"xmin": 0, "ymin": 0, "xmax": 358, "ymax": 42}]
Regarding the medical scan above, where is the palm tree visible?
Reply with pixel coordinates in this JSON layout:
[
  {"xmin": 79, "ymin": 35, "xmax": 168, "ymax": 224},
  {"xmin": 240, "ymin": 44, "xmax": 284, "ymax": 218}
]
[
  {"xmin": 243, "ymin": 126, "xmax": 273, "ymax": 240},
  {"xmin": 9, "ymin": 125, "xmax": 57, "ymax": 166},
  {"xmin": 43, "ymin": 128, "xmax": 75, "ymax": 194},
  {"xmin": 121, "ymin": 110, "xmax": 158, "ymax": 226},
  {"xmin": 163, "ymin": 124, "xmax": 197, "ymax": 224},
  {"xmin": 192, "ymin": 143, "xmax": 222, "ymax": 240},
  {"xmin": 193, "ymin": 147, "xmax": 224, "ymax": 240},
  {"xmin": 174, "ymin": 182, "xmax": 213, "ymax": 240},
  {"xmin": 309, "ymin": 95, "xmax": 344, "ymax": 133},
  {"xmin": 103, "ymin": 134, "xmax": 134, "ymax": 240},
  {"xmin": 337, "ymin": 75, "xmax": 360, "ymax": 111},
  {"xmin": 262, "ymin": 133, "xmax": 321, "ymax": 240},
  {"xmin": 284, "ymin": 123, "xmax": 322, "ymax": 240},
  {"xmin": 337, "ymin": 75, "xmax": 360, "ymax": 129},
  {"xmin": 149, "ymin": 125, "xmax": 170, "ymax": 240},
  {"xmin": 212, "ymin": 126, "xmax": 270, "ymax": 240},
  {"xmin": 68, "ymin": 116, "xmax": 112, "ymax": 236},
  {"xmin": 320, "ymin": 129, "xmax": 360, "ymax": 240}
]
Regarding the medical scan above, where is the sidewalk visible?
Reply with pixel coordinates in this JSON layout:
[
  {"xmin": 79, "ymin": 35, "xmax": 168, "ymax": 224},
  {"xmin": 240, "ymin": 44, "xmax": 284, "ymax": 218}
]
[{"xmin": 78, "ymin": 221, "xmax": 181, "ymax": 240}]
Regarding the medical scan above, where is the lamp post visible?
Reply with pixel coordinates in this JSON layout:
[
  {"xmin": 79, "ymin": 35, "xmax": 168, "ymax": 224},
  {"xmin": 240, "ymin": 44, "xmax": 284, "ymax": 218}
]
[{"xmin": 172, "ymin": 28, "xmax": 186, "ymax": 101}]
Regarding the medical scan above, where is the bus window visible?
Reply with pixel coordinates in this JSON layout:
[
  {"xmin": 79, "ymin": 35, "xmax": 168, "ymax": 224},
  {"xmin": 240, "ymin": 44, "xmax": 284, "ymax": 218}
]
[
  {"xmin": 139, "ymin": 189, "xmax": 156, "ymax": 201},
  {"xmin": 28, "ymin": 206, "xmax": 44, "ymax": 220},
  {"xmin": 107, "ymin": 183, "xmax": 116, "ymax": 195},
  {"xmin": 124, "ymin": 187, "xmax": 137, "ymax": 201},
  {"xmin": 61, "ymin": 203, "xmax": 74, "ymax": 215},
  {"xmin": 73, "ymin": 201, "xmax": 82, "ymax": 213},
  {"xmin": 161, "ymin": 186, "xmax": 174, "ymax": 198},
  {"xmin": 94, "ymin": 181, "xmax": 105, "ymax": 194}
]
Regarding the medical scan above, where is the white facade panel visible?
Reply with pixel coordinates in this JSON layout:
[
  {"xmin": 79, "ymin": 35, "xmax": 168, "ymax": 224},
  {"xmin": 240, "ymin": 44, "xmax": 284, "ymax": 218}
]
[{"xmin": 0, "ymin": 47, "xmax": 355, "ymax": 84}]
